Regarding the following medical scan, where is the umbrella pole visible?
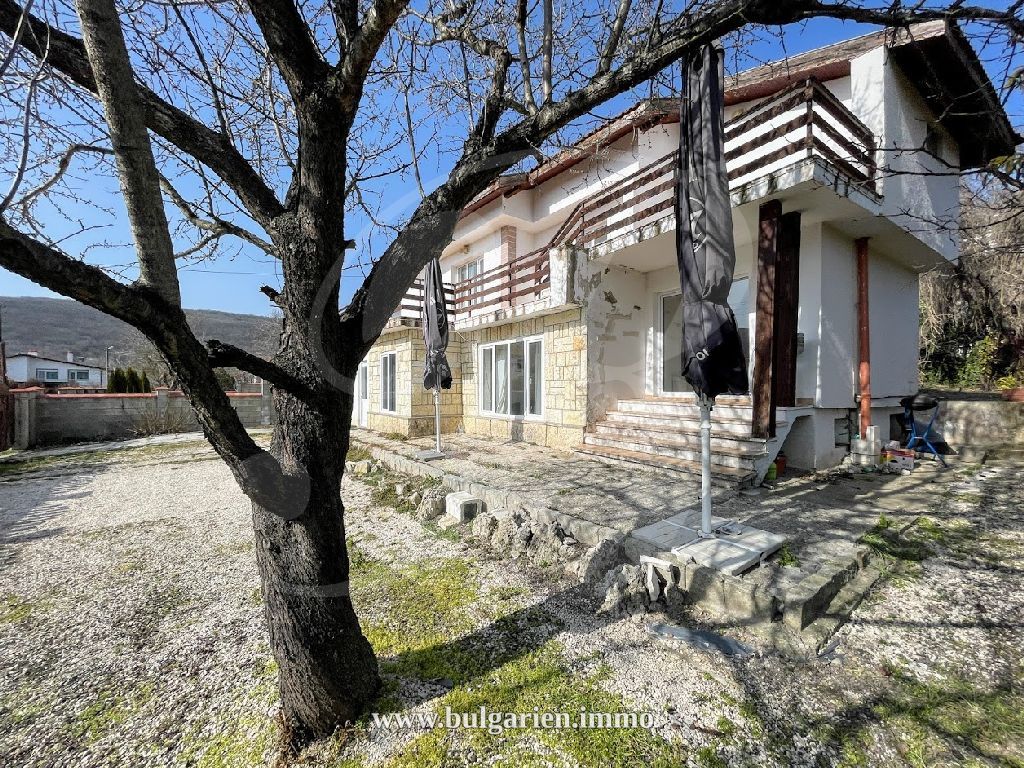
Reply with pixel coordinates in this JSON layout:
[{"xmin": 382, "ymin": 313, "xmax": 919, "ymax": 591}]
[
  {"xmin": 433, "ymin": 384, "xmax": 442, "ymax": 454},
  {"xmin": 699, "ymin": 394, "xmax": 714, "ymax": 536}
]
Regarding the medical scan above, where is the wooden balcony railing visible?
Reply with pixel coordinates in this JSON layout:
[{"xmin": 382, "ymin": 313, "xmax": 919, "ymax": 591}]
[
  {"xmin": 391, "ymin": 279, "xmax": 456, "ymax": 323},
  {"xmin": 394, "ymin": 78, "xmax": 876, "ymax": 325},
  {"xmin": 724, "ymin": 78, "xmax": 876, "ymax": 189}
]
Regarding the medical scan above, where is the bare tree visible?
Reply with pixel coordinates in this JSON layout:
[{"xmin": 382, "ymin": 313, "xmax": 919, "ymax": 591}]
[{"xmin": 0, "ymin": 0, "xmax": 1021, "ymax": 748}]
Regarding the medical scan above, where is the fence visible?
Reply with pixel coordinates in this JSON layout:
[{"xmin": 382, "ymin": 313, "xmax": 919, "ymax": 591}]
[{"xmin": 10, "ymin": 386, "xmax": 275, "ymax": 449}]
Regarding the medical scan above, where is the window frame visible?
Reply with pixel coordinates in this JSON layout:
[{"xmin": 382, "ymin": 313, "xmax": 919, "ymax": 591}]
[
  {"xmin": 456, "ymin": 257, "xmax": 483, "ymax": 283},
  {"xmin": 478, "ymin": 335, "xmax": 543, "ymax": 419},
  {"xmin": 379, "ymin": 352, "xmax": 397, "ymax": 413},
  {"xmin": 70, "ymin": 369, "xmax": 92, "ymax": 382},
  {"xmin": 35, "ymin": 368, "xmax": 60, "ymax": 382}
]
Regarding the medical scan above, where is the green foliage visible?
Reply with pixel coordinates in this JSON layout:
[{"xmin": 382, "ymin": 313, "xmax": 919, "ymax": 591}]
[
  {"xmin": 996, "ymin": 374, "xmax": 1019, "ymax": 391},
  {"xmin": 957, "ymin": 334, "xmax": 999, "ymax": 389},
  {"xmin": 860, "ymin": 515, "xmax": 931, "ymax": 563},
  {"xmin": 125, "ymin": 368, "xmax": 143, "ymax": 393},
  {"xmin": 108, "ymin": 367, "xmax": 127, "ymax": 393},
  {"xmin": 213, "ymin": 368, "xmax": 236, "ymax": 391},
  {"xmin": 107, "ymin": 366, "xmax": 151, "ymax": 393},
  {"xmin": 775, "ymin": 543, "xmax": 800, "ymax": 567}
]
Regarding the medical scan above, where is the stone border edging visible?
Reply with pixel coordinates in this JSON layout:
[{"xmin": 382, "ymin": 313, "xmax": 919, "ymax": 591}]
[{"xmin": 362, "ymin": 445, "xmax": 624, "ymax": 549}]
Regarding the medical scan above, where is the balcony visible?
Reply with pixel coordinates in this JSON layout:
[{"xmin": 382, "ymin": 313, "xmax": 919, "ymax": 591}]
[{"xmin": 391, "ymin": 77, "xmax": 876, "ymax": 329}]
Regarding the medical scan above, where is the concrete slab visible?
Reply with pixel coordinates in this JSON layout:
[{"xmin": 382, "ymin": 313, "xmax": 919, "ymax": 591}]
[{"xmin": 672, "ymin": 537, "xmax": 765, "ymax": 575}]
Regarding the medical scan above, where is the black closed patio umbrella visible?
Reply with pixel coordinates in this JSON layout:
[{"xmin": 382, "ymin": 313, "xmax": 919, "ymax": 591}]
[
  {"xmin": 419, "ymin": 256, "xmax": 452, "ymax": 460},
  {"xmin": 675, "ymin": 43, "xmax": 750, "ymax": 534}
]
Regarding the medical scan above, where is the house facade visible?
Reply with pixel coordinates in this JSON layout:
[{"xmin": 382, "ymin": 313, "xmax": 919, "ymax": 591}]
[
  {"xmin": 354, "ymin": 22, "xmax": 1016, "ymax": 483},
  {"xmin": 5, "ymin": 352, "xmax": 105, "ymax": 388}
]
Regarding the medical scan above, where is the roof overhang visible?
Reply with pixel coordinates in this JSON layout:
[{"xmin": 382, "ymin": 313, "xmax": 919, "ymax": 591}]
[{"xmin": 888, "ymin": 22, "xmax": 1019, "ymax": 168}]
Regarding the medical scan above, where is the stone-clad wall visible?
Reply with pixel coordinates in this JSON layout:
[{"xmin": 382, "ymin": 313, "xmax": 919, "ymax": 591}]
[
  {"xmin": 460, "ymin": 308, "xmax": 587, "ymax": 450},
  {"xmin": 12, "ymin": 388, "xmax": 272, "ymax": 448},
  {"xmin": 364, "ymin": 327, "xmax": 463, "ymax": 437},
  {"xmin": 357, "ymin": 310, "xmax": 587, "ymax": 449}
]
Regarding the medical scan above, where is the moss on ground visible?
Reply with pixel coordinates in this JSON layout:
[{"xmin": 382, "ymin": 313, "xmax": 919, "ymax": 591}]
[
  {"xmin": 384, "ymin": 642, "xmax": 682, "ymax": 768},
  {"xmin": 178, "ymin": 660, "xmax": 280, "ymax": 768},
  {"xmin": 340, "ymin": 542, "xmax": 683, "ymax": 767},
  {"xmin": 0, "ymin": 594, "xmax": 36, "ymax": 623},
  {"xmin": 818, "ymin": 665, "xmax": 1024, "ymax": 768},
  {"xmin": 860, "ymin": 515, "xmax": 932, "ymax": 563},
  {"xmin": 73, "ymin": 682, "xmax": 155, "ymax": 743}
]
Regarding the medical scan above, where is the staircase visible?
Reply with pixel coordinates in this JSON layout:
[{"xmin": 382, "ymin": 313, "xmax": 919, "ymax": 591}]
[{"xmin": 576, "ymin": 395, "xmax": 788, "ymax": 486}]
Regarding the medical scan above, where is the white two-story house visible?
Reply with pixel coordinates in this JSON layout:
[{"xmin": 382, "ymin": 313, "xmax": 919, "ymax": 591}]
[{"xmin": 352, "ymin": 21, "xmax": 1017, "ymax": 484}]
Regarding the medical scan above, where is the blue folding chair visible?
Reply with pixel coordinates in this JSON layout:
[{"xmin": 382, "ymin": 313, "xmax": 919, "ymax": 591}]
[{"xmin": 901, "ymin": 394, "xmax": 947, "ymax": 467}]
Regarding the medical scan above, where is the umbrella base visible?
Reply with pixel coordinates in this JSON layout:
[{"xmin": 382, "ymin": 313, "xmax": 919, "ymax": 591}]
[{"xmin": 414, "ymin": 449, "xmax": 445, "ymax": 462}]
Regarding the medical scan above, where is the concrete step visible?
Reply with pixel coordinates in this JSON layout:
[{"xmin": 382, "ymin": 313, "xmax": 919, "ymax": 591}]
[
  {"xmin": 605, "ymin": 410, "xmax": 786, "ymax": 437},
  {"xmin": 616, "ymin": 398, "xmax": 756, "ymax": 421},
  {"xmin": 583, "ymin": 432, "xmax": 759, "ymax": 470},
  {"xmin": 642, "ymin": 394, "xmax": 753, "ymax": 406},
  {"xmin": 593, "ymin": 421, "xmax": 767, "ymax": 454},
  {"xmin": 575, "ymin": 442, "xmax": 756, "ymax": 485}
]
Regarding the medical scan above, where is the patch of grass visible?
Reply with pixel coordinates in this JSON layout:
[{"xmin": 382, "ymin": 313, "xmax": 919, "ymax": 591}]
[
  {"xmin": 715, "ymin": 715, "xmax": 736, "ymax": 737},
  {"xmin": 860, "ymin": 515, "xmax": 932, "ymax": 563},
  {"xmin": 695, "ymin": 745, "xmax": 727, "ymax": 768},
  {"xmin": 387, "ymin": 642, "xmax": 682, "ymax": 768},
  {"xmin": 871, "ymin": 669, "xmax": 1024, "ymax": 767},
  {"xmin": 370, "ymin": 482, "xmax": 414, "ymax": 514},
  {"xmin": 382, "ymin": 432, "xmax": 408, "ymax": 442},
  {"xmin": 819, "ymin": 667, "xmax": 1024, "ymax": 768},
  {"xmin": 180, "ymin": 660, "xmax": 280, "ymax": 768},
  {"xmin": 421, "ymin": 520, "xmax": 461, "ymax": 542},
  {"xmin": 350, "ymin": 552, "xmax": 481, "ymax": 682},
  {"xmin": 73, "ymin": 682, "xmax": 154, "ymax": 743},
  {"xmin": 776, "ymin": 543, "xmax": 800, "ymax": 568},
  {"xmin": 0, "ymin": 594, "xmax": 36, "ymax": 623},
  {"xmin": 347, "ymin": 444, "xmax": 373, "ymax": 463}
]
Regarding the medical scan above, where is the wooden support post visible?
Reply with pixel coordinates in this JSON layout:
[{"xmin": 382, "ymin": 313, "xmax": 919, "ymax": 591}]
[
  {"xmin": 751, "ymin": 200, "xmax": 781, "ymax": 439},
  {"xmin": 856, "ymin": 237, "xmax": 872, "ymax": 438},
  {"xmin": 773, "ymin": 212, "xmax": 801, "ymax": 408}
]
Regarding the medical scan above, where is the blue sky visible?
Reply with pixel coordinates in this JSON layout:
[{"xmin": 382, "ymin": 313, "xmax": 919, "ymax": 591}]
[{"xmin": 1, "ymin": 13, "xmax": 1019, "ymax": 317}]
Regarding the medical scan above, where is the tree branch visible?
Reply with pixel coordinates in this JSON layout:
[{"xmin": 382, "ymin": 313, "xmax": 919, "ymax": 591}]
[
  {"xmin": 160, "ymin": 176, "xmax": 277, "ymax": 256},
  {"xmin": 205, "ymin": 339, "xmax": 314, "ymax": 400},
  {"xmin": 0, "ymin": 0, "xmax": 285, "ymax": 228},
  {"xmin": 339, "ymin": 0, "xmax": 410, "ymax": 108},
  {"xmin": 597, "ymin": 0, "xmax": 632, "ymax": 76},
  {"xmin": 74, "ymin": 0, "xmax": 180, "ymax": 305},
  {"xmin": 244, "ymin": 0, "xmax": 329, "ymax": 99}
]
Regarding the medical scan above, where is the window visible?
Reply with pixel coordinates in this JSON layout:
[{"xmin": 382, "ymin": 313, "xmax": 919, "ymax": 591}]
[
  {"xmin": 35, "ymin": 368, "xmax": 59, "ymax": 382},
  {"xmin": 70, "ymin": 370, "xmax": 91, "ymax": 382},
  {"xmin": 380, "ymin": 352, "xmax": 397, "ymax": 412},
  {"xmin": 456, "ymin": 258, "xmax": 482, "ymax": 283},
  {"xmin": 479, "ymin": 337, "xmax": 542, "ymax": 417}
]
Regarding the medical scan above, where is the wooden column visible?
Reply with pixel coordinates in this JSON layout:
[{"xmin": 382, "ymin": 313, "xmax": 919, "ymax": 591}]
[
  {"xmin": 856, "ymin": 237, "xmax": 872, "ymax": 437},
  {"xmin": 751, "ymin": 200, "xmax": 782, "ymax": 439},
  {"xmin": 773, "ymin": 212, "xmax": 801, "ymax": 409}
]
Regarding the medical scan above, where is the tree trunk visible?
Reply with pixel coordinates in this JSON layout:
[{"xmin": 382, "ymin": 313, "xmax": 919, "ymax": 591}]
[{"xmin": 251, "ymin": 386, "xmax": 380, "ymax": 743}]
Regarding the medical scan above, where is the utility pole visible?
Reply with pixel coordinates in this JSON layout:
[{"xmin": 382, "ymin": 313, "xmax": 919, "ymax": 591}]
[{"xmin": 105, "ymin": 345, "xmax": 114, "ymax": 388}]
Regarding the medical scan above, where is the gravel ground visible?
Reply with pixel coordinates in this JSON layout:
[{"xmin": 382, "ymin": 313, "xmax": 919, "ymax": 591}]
[{"xmin": 0, "ymin": 441, "xmax": 1021, "ymax": 768}]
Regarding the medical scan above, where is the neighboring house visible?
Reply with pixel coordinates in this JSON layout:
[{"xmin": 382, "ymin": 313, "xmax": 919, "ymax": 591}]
[
  {"xmin": 5, "ymin": 351, "xmax": 105, "ymax": 388},
  {"xmin": 353, "ymin": 21, "xmax": 1016, "ymax": 483}
]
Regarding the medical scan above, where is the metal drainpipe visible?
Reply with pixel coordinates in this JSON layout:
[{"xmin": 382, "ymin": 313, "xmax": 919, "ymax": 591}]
[{"xmin": 856, "ymin": 237, "xmax": 872, "ymax": 438}]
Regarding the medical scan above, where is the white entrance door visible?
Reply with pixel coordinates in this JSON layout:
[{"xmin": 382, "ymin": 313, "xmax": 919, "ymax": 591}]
[
  {"xmin": 657, "ymin": 292, "xmax": 692, "ymax": 396},
  {"xmin": 355, "ymin": 363, "xmax": 369, "ymax": 427},
  {"xmin": 655, "ymin": 278, "xmax": 751, "ymax": 397}
]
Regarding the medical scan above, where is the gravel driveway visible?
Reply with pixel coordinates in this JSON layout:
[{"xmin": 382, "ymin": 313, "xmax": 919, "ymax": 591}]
[{"xmin": 1, "ymin": 441, "xmax": 1021, "ymax": 767}]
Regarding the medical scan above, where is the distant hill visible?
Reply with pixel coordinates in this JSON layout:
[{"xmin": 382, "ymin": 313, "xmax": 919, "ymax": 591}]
[{"xmin": 0, "ymin": 296, "xmax": 280, "ymax": 377}]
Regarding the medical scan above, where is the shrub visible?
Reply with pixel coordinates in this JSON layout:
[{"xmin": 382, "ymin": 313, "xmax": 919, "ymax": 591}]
[{"xmin": 957, "ymin": 335, "xmax": 999, "ymax": 390}]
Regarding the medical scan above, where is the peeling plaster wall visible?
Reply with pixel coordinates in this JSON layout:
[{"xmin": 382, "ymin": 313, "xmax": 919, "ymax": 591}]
[{"xmin": 584, "ymin": 262, "xmax": 649, "ymax": 424}]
